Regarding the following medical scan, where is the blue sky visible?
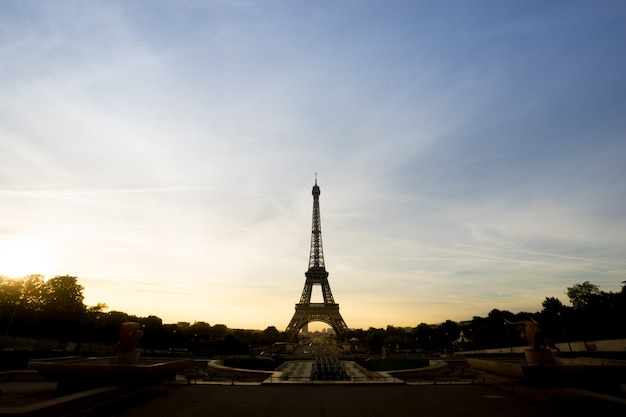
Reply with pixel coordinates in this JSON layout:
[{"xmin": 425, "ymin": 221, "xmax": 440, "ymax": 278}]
[{"xmin": 1, "ymin": 0, "xmax": 625, "ymax": 330}]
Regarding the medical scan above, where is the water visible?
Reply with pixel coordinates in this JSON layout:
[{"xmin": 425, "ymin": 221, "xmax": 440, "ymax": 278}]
[{"xmin": 310, "ymin": 354, "xmax": 349, "ymax": 381}]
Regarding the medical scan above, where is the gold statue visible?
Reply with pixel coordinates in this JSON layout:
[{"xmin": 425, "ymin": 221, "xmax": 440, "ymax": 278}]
[
  {"xmin": 504, "ymin": 318, "xmax": 556, "ymax": 351},
  {"xmin": 115, "ymin": 322, "xmax": 143, "ymax": 352}
]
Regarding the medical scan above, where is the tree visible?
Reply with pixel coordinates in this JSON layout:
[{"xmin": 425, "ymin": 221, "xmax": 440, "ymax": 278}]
[
  {"xmin": 36, "ymin": 275, "xmax": 86, "ymax": 345},
  {"xmin": 438, "ymin": 320, "xmax": 460, "ymax": 351},
  {"xmin": 21, "ymin": 275, "xmax": 46, "ymax": 312},
  {"xmin": 141, "ymin": 315, "xmax": 163, "ymax": 331},
  {"xmin": 384, "ymin": 325, "xmax": 411, "ymax": 352},
  {"xmin": 190, "ymin": 321, "xmax": 211, "ymax": 339},
  {"xmin": 468, "ymin": 309, "xmax": 516, "ymax": 349},
  {"xmin": 42, "ymin": 275, "xmax": 85, "ymax": 321},
  {"xmin": 541, "ymin": 297, "xmax": 564, "ymax": 315},
  {"xmin": 0, "ymin": 275, "xmax": 45, "ymax": 314},
  {"xmin": 222, "ymin": 332, "xmax": 244, "ymax": 355},
  {"xmin": 413, "ymin": 323, "xmax": 436, "ymax": 351},
  {"xmin": 566, "ymin": 281, "xmax": 601, "ymax": 310},
  {"xmin": 210, "ymin": 324, "xmax": 228, "ymax": 339},
  {"xmin": 263, "ymin": 326, "xmax": 280, "ymax": 338},
  {"xmin": 260, "ymin": 326, "xmax": 280, "ymax": 344},
  {"xmin": 538, "ymin": 297, "xmax": 574, "ymax": 344},
  {"xmin": 87, "ymin": 303, "xmax": 108, "ymax": 314},
  {"xmin": 366, "ymin": 328, "xmax": 385, "ymax": 353},
  {"xmin": 0, "ymin": 276, "xmax": 23, "ymax": 309}
]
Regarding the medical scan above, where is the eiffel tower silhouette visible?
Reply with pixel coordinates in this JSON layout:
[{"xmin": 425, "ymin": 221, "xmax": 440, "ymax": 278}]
[{"xmin": 285, "ymin": 177, "xmax": 348, "ymax": 341}]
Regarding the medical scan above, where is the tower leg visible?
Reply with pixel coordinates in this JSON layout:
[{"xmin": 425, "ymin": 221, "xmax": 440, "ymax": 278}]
[{"xmin": 286, "ymin": 305, "xmax": 348, "ymax": 342}]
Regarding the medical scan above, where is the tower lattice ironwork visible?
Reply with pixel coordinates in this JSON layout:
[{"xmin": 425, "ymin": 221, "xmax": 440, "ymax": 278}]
[{"xmin": 285, "ymin": 178, "xmax": 348, "ymax": 341}]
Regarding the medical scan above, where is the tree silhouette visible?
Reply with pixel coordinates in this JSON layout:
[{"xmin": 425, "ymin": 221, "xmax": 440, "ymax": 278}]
[
  {"xmin": 567, "ymin": 281, "xmax": 601, "ymax": 310},
  {"xmin": 43, "ymin": 275, "xmax": 85, "ymax": 321},
  {"xmin": 1, "ymin": 275, "xmax": 625, "ymax": 355}
]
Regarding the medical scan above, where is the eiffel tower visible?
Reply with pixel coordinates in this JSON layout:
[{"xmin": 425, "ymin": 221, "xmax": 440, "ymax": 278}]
[{"xmin": 285, "ymin": 177, "xmax": 349, "ymax": 341}]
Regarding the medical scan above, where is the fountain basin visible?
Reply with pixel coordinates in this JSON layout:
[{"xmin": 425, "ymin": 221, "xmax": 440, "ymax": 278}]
[
  {"xmin": 33, "ymin": 356, "xmax": 193, "ymax": 393},
  {"xmin": 468, "ymin": 355, "xmax": 626, "ymax": 385}
]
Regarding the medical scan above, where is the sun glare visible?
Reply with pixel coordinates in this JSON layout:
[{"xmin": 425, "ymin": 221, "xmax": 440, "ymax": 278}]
[{"xmin": 0, "ymin": 236, "xmax": 57, "ymax": 278}]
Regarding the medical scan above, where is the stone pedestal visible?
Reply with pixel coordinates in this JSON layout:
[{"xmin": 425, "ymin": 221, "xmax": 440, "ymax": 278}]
[
  {"xmin": 524, "ymin": 349, "xmax": 556, "ymax": 365},
  {"xmin": 116, "ymin": 350, "xmax": 140, "ymax": 364}
]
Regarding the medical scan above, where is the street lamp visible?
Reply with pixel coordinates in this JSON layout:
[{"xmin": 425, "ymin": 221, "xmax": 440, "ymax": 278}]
[
  {"xmin": 558, "ymin": 312, "xmax": 573, "ymax": 353},
  {"xmin": 504, "ymin": 322, "xmax": 513, "ymax": 353},
  {"xmin": 4, "ymin": 299, "xmax": 21, "ymax": 338},
  {"xmin": 92, "ymin": 315, "xmax": 101, "ymax": 353}
]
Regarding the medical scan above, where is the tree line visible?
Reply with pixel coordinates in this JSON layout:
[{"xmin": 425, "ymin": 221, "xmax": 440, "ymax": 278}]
[
  {"xmin": 1, "ymin": 274, "xmax": 624, "ymax": 355},
  {"xmin": 345, "ymin": 281, "xmax": 626, "ymax": 354},
  {"xmin": 0, "ymin": 274, "xmax": 283, "ymax": 355}
]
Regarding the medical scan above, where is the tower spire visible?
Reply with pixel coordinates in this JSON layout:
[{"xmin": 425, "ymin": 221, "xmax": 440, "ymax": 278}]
[{"xmin": 308, "ymin": 175, "xmax": 325, "ymax": 271}]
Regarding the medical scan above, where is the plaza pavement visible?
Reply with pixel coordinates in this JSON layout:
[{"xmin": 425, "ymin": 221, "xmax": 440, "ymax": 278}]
[{"xmin": 110, "ymin": 383, "xmax": 626, "ymax": 417}]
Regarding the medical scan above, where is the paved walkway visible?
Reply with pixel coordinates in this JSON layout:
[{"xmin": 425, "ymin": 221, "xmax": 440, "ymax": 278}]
[{"xmin": 110, "ymin": 384, "xmax": 626, "ymax": 417}]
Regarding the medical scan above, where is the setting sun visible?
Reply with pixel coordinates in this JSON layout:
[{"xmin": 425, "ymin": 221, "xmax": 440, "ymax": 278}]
[{"xmin": 0, "ymin": 236, "xmax": 57, "ymax": 278}]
